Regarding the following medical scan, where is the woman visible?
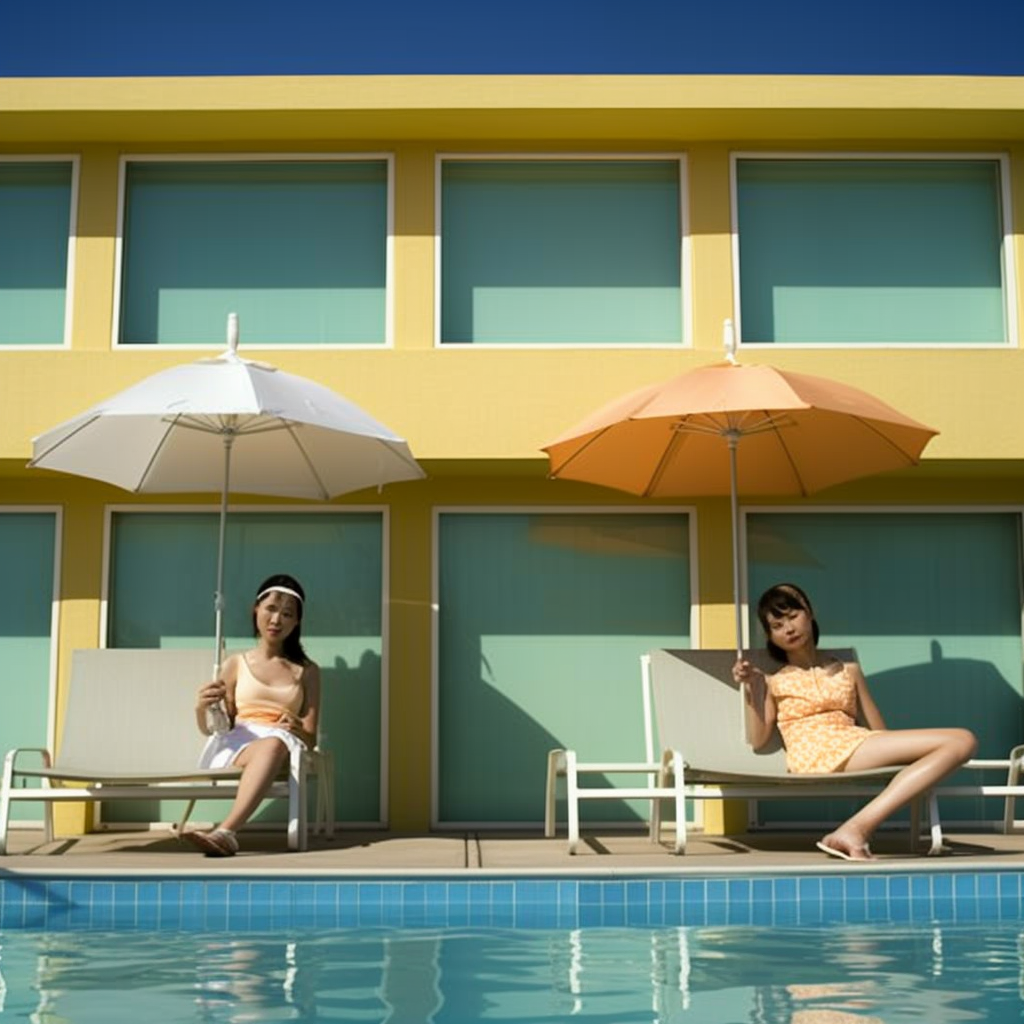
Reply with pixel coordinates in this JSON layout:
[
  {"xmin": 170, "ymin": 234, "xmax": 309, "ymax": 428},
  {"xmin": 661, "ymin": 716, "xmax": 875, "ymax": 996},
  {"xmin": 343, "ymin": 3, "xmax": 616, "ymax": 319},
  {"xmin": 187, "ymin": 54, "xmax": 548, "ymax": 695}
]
[
  {"xmin": 734, "ymin": 582, "xmax": 976, "ymax": 861},
  {"xmin": 188, "ymin": 573, "xmax": 321, "ymax": 857}
]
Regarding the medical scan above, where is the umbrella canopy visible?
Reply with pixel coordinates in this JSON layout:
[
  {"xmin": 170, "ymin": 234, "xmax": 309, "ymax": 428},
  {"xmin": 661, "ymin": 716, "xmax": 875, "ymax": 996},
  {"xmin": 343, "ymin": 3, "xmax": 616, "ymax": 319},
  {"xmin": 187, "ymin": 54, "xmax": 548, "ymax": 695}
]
[
  {"xmin": 31, "ymin": 315, "xmax": 425, "ymax": 684},
  {"xmin": 542, "ymin": 351, "xmax": 938, "ymax": 659}
]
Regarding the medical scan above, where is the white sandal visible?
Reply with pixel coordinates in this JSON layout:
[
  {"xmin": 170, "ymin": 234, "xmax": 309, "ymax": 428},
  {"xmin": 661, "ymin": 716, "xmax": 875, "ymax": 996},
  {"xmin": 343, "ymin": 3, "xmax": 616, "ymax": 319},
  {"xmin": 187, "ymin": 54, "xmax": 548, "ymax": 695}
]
[{"xmin": 183, "ymin": 828, "xmax": 239, "ymax": 857}]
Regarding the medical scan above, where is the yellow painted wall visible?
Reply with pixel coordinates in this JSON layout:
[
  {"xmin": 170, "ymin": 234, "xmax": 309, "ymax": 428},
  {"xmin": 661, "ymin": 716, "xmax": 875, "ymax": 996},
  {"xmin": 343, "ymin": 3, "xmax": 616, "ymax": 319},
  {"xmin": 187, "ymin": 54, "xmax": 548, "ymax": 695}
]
[{"xmin": 4, "ymin": 72, "xmax": 1024, "ymax": 832}]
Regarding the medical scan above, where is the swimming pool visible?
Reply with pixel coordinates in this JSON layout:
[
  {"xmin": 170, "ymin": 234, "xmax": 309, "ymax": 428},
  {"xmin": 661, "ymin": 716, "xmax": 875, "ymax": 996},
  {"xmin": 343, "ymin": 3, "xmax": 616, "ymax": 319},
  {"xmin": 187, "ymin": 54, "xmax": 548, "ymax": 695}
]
[{"xmin": 1, "ymin": 870, "xmax": 1022, "ymax": 1022}]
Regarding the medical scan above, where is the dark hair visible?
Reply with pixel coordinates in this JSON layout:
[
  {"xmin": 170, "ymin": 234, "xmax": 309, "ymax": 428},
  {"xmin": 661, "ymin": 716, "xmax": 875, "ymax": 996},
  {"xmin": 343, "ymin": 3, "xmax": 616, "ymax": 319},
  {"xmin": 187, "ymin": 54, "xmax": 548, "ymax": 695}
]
[
  {"xmin": 756, "ymin": 582, "xmax": 820, "ymax": 663},
  {"xmin": 252, "ymin": 573, "xmax": 310, "ymax": 665}
]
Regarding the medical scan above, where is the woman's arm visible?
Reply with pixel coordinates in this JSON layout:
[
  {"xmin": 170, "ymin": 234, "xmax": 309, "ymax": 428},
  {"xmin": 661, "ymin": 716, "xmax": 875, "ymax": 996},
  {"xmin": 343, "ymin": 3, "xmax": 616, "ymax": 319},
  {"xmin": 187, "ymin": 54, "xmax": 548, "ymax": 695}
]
[
  {"xmin": 279, "ymin": 662, "xmax": 321, "ymax": 749},
  {"xmin": 734, "ymin": 659, "xmax": 777, "ymax": 750},
  {"xmin": 850, "ymin": 662, "xmax": 887, "ymax": 730},
  {"xmin": 193, "ymin": 655, "xmax": 239, "ymax": 735}
]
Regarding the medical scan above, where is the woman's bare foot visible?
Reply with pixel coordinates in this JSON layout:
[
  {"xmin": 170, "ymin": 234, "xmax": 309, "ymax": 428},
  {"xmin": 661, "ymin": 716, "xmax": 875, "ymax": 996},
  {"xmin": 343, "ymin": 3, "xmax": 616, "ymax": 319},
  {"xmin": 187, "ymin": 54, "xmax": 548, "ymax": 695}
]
[{"xmin": 816, "ymin": 829, "xmax": 874, "ymax": 861}]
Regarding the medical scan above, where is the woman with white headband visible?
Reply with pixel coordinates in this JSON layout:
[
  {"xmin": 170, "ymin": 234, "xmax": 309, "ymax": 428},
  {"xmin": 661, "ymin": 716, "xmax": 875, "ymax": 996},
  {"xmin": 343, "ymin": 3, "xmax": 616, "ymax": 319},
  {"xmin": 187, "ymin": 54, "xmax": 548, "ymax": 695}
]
[{"xmin": 186, "ymin": 573, "xmax": 321, "ymax": 857}]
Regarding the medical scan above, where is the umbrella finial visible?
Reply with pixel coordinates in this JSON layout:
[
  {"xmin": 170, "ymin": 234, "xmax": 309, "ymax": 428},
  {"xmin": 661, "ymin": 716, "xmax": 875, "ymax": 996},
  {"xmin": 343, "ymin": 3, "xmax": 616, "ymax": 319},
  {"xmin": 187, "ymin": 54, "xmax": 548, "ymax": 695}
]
[
  {"xmin": 723, "ymin": 318, "xmax": 738, "ymax": 365},
  {"xmin": 227, "ymin": 313, "xmax": 239, "ymax": 355}
]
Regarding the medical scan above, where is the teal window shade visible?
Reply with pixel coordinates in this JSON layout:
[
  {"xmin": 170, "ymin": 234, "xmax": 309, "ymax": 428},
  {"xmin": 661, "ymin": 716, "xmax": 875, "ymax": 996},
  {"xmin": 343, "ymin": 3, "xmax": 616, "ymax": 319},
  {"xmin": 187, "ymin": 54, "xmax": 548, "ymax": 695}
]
[
  {"xmin": 0, "ymin": 513, "xmax": 56, "ymax": 820},
  {"xmin": 441, "ymin": 160, "xmax": 683, "ymax": 344},
  {"xmin": 108, "ymin": 511, "xmax": 384, "ymax": 824},
  {"xmin": 0, "ymin": 162, "xmax": 72, "ymax": 346},
  {"xmin": 747, "ymin": 511, "xmax": 1022, "ymax": 826},
  {"xmin": 437, "ymin": 512, "xmax": 691, "ymax": 824},
  {"xmin": 736, "ymin": 159, "xmax": 1007, "ymax": 344},
  {"xmin": 120, "ymin": 161, "xmax": 388, "ymax": 345}
]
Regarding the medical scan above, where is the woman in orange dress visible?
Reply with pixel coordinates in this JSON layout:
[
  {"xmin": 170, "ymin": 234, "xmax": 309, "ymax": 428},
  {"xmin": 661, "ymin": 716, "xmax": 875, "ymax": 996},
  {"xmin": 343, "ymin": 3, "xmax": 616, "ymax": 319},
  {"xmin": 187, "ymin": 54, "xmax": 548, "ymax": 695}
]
[
  {"xmin": 188, "ymin": 572, "xmax": 321, "ymax": 857},
  {"xmin": 734, "ymin": 583, "xmax": 976, "ymax": 861}
]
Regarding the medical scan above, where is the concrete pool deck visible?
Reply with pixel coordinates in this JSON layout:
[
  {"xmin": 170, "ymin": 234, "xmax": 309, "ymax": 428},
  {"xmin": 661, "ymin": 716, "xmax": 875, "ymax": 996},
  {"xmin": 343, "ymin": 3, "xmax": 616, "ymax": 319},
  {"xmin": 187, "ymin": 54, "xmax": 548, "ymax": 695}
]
[{"xmin": 2, "ymin": 827, "xmax": 1023, "ymax": 874}]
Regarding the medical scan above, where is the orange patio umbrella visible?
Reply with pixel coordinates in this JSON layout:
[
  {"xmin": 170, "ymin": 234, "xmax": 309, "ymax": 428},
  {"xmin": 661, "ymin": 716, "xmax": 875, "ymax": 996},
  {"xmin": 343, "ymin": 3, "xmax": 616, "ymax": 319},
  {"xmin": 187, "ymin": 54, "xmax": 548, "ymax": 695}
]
[{"xmin": 542, "ymin": 326, "xmax": 939, "ymax": 660}]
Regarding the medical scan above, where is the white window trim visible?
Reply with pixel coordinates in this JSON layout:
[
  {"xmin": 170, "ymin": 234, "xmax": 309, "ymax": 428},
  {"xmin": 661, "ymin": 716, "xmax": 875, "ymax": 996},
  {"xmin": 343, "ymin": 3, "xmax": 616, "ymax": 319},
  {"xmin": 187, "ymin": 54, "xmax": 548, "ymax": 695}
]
[
  {"xmin": 0, "ymin": 156, "xmax": 79, "ymax": 351},
  {"xmin": 729, "ymin": 150, "xmax": 1018, "ymax": 350},
  {"xmin": 112, "ymin": 152, "xmax": 395, "ymax": 352},
  {"xmin": 430, "ymin": 504, "xmax": 699, "ymax": 831},
  {"xmin": 101, "ymin": 502, "xmax": 391, "ymax": 829},
  {"xmin": 434, "ymin": 152, "xmax": 691, "ymax": 350}
]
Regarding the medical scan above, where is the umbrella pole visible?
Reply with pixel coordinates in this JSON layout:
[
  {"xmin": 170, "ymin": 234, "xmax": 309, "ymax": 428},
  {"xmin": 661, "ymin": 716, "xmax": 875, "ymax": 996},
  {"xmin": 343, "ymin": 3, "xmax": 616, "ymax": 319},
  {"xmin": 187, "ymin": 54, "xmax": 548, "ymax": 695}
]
[
  {"xmin": 204, "ymin": 433, "xmax": 235, "ymax": 737},
  {"xmin": 727, "ymin": 432, "xmax": 747, "ymax": 743},
  {"xmin": 213, "ymin": 434, "xmax": 233, "ymax": 678}
]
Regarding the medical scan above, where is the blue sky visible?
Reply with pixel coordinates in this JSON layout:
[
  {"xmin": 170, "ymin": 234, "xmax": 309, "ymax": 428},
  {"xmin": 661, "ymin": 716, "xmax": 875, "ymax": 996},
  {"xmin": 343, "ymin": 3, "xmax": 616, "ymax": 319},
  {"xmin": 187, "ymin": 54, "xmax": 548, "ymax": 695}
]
[{"xmin": 1, "ymin": 0, "xmax": 1022, "ymax": 77}]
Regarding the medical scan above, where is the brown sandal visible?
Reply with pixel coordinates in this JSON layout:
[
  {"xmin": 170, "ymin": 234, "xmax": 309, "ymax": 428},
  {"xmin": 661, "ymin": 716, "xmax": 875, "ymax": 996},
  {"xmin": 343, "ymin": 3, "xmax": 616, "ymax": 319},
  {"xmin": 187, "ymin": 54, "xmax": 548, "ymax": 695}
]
[{"xmin": 183, "ymin": 828, "xmax": 239, "ymax": 857}]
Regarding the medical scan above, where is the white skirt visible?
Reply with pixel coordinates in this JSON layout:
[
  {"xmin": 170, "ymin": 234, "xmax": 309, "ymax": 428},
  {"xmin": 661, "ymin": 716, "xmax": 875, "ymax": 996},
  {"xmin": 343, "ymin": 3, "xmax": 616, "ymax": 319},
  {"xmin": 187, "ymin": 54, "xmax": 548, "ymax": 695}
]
[{"xmin": 198, "ymin": 720, "xmax": 308, "ymax": 770}]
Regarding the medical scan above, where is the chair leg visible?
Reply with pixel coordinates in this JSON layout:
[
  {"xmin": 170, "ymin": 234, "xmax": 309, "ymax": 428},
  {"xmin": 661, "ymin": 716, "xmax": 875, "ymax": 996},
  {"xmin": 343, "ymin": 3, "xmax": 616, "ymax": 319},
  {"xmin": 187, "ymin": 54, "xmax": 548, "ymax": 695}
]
[
  {"xmin": 565, "ymin": 750, "xmax": 581, "ymax": 855},
  {"xmin": 926, "ymin": 790, "xmax": 944, "ymax": 855},
  {"xmin": 287, "ymin": 750, "xmax": 307, "ymax": 852},
  {"xmin": 1003, "ymin": 745, "xmax": 1024, "ymax": 834},
  {"xmin": 544, "ymin": 750, "xmax": 565, "ymax": 839},
  {"xmin": 177, "ymin": 799, "xmax": 197, "ymax": 836}
]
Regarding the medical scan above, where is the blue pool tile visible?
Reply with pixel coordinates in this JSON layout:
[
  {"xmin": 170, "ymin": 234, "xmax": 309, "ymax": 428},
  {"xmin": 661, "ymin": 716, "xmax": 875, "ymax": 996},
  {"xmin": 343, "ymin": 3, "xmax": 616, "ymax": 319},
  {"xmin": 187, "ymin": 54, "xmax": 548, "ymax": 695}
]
[
  {"xmin": 977, "ymin": 874, "xmax": 997, "ymax": 898},
  {"xmin": 558, "ymin": 880, "xmax": 577, "ymax": 908},
  {"xmin": 579, "ymin": 881, "xmax": 601, "ymax": 906},
  {"xmin": 954, "ymin": 874, "xmax": 977, "ymax": 900},
  {"xmin": 889, "ymin": 875, "xmax": 910, "ymax": 900},
  {"xmin": 752, "ymin": 878, "xmax": 773, "ymax": 907},
  {"xmin": 932, "ymin": 874, "xmax": 954, "ymax": 899},
  {"xmin": 601, "ymin": 881, "xmax": 624, "ymax": 905},
  {"xmin": 626, "ymin": 880, "xmax": 647, "ymax": 907},
  {"xmin": 775, "ymin": 900, "xmax": 798, "ymax": 925},
  {"xmin": 579, "ymin": 904, "xmax": 602, "ymax": 927},
  {"xmin": 626, "ymin": 902, "xmax": 650, "ymax": 927},
  {"xmin": 933, "ymin": 897, "xmax": 955, "ymax": 922},
  {"xmin": 448, "ymin": 882, "xmax": 469, "ymax": 905},
  {"xmin": 706, "ymin": 879, "xmax": 727, "ymax": 904},
  {"xmin": 911, "ymin": 875, "xmax": 931, "ymax": 900},
  {"xmin": 752, "ymin": 900, "xmax": 773, "ymax": 926},
  {"xmin": 728, "ymin": 878, "xmax": 751, "ymax": 905},
  {"xmin": 890, "ymin": 898, "xmax": 911, "ymax": 923},
  {"xmin": 774, "ymin": 877, "xmax": 797, "ymax": 903},
  {"xmin": 493, "ymin": 882, "xmax": 514, "ymax": 908},
  {"xmin": 682, "ymin": 879, "xmax": 705, "ymax": 911},
  {"xmin": 601, "ymin": 903, "xmax": 626, "ymax": 926}
]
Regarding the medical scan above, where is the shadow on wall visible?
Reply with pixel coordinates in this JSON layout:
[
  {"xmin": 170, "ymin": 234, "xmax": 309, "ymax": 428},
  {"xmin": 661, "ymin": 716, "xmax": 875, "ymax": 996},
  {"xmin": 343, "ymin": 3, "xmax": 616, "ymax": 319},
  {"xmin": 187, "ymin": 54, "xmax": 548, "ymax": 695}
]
[{"xmin": 439, "ymin": 660, "xmax": 650, "ymax": 827}]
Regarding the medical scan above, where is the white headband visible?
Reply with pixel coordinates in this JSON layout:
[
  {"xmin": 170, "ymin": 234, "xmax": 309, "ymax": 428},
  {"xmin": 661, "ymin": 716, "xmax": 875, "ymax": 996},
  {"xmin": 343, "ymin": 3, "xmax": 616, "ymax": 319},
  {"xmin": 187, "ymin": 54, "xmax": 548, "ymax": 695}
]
[{"xmin": 256, "ymin": 585, "xmax": 304, "ymax": 605}]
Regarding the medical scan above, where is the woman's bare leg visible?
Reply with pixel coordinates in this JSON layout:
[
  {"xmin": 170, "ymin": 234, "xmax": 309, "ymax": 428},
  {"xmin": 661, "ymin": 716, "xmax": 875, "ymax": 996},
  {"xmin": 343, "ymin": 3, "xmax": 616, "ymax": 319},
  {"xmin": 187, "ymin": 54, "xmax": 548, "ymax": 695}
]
[
  {"xmin": 218, "ymin": 737, "xmax": 290, "ymax": 833},
  {"xmin": 820, "ymin": 728, "xmax": 977, "ymax": 858}
]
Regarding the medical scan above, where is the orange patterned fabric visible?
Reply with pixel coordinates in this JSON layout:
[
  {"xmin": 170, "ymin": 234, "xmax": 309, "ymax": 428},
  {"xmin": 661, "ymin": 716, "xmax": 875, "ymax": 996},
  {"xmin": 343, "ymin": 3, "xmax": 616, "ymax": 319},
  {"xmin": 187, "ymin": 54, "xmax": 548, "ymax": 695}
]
[{"xmin": 768, "ymin": 660, "xmax": 876, "ymax": 774}]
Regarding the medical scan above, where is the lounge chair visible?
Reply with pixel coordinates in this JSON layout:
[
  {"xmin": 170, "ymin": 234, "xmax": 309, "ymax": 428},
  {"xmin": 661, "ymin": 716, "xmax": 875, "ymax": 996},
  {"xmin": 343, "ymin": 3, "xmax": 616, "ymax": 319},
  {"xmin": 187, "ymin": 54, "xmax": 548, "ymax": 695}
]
[
  {"xmin": 649, "ymin": 648, "xmax": 1024, "ymax": 855},
  {"xmin": 0, "ymin": 647, "xmax": 332, "ymax": 854}
]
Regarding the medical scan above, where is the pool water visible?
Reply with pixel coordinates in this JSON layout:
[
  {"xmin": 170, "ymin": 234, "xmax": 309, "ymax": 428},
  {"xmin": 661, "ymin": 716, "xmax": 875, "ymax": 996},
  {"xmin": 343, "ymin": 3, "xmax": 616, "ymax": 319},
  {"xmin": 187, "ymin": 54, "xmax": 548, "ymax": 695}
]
[{"xmin": 2, "ymin": 921, "xmax": 1022, "ymax": 1023}]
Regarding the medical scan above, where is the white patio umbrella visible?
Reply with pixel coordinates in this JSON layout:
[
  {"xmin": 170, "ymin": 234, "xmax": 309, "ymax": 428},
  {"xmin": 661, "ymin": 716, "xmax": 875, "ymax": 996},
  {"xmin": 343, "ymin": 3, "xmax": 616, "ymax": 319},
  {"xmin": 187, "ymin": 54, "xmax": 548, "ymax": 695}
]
[{"xmin": 30, "ymin": 315, "xmax": 425, "ymax": 703}]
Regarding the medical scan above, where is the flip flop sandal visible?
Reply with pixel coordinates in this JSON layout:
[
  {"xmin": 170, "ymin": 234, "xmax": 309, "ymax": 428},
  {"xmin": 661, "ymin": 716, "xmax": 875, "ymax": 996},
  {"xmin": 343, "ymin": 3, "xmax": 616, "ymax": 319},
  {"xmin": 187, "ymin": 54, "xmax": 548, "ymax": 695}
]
[
  {"xmin": 183, "ymin": 828, "xmax": 239, "ymax": 857},
  {"xmin": 816, "ymin": 840, "xmax": 872, "ymax": 861}
]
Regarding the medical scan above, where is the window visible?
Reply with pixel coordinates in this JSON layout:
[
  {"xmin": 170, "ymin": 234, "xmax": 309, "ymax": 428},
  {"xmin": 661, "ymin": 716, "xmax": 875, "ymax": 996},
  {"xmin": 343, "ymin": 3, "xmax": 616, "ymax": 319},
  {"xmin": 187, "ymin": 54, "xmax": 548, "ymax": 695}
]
[
  {"xmin": 118, "ymin": 159, "xmax": 390, "ymax": 346},
  {"xmin": 0, "ymin": 161, "xmax": 74, "ymax": 346},
  {"xmin": 436, "ymin": 511, "xmax": 692, "ymax": 824},
  {"xmin": 735, "ymin": 157, "xmax": 1010, "ymax": 345},
  {"xmin": 107, "ymin": 510, "xmax": 385, "ymax": 824},
  {"xmin": 0, "ymin": 511, "xmax": 58, "ymax": 820},
  {"xmin": 746, "ymin": 510, "xmax": 1023, "ymax": 826},
  {"xmin": 440, "ymin": 159, "xmax": 684, "ymax": 345}
]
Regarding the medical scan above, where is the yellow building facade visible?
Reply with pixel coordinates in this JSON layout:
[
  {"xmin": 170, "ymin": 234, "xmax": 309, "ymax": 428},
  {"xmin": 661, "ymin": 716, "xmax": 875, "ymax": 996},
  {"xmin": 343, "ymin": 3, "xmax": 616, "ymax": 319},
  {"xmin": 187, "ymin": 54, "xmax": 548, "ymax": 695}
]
[{"xmin": 4, "ymin": 74, "xmax": 1024, "ymax": 835}]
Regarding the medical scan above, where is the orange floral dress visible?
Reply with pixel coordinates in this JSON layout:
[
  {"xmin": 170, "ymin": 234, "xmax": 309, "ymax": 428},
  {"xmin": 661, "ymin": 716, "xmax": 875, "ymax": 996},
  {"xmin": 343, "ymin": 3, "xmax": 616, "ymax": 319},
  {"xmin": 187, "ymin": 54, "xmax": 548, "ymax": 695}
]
[{"xmin": 767, "ymin": 660, "xmax": 876, "ymax": 773}]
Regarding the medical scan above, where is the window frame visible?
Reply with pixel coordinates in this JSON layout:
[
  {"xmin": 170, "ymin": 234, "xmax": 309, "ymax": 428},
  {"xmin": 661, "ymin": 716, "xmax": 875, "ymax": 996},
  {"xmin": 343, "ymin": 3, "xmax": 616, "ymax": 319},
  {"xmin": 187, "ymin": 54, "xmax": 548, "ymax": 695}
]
[
  {"xmin": 435, "ymin": 152, "xmax": 691, "ymax": 349},
  {"xmin": 729, "ymin": 151, "xmax": 1018, "ymax": 350},
  {"xmin": 430, "ymin": 504, "xmax": 699, "ymax": 829},
  {"xmin": 0, "ymin": 156, "xmax": 79, "ymax": 350},
  {"xmin": 100, "ymin": 502, "xmax": 392, "ymax": 828},
  {"xmin": 112, "ymin": 152, "xmax": 395, "ymax": 351}
]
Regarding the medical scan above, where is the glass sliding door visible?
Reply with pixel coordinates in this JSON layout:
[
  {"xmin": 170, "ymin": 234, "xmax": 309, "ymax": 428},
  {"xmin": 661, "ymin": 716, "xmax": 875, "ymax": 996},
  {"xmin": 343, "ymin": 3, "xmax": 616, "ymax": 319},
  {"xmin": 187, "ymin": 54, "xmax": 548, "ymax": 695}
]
[
  {"xmin": 437, "ymin": 511, "xmax": 692, "ymax": 824},
  {"xmin": 107, "ymin": 509, "xmax": 385, "ymax": 825},
  {"xmin": 0, "ymin": 511, "xmax": 59, "ymax": 821},
  {"xmin": 746, "ymin": 510, "xmax": 1023, "ymax": 826}
]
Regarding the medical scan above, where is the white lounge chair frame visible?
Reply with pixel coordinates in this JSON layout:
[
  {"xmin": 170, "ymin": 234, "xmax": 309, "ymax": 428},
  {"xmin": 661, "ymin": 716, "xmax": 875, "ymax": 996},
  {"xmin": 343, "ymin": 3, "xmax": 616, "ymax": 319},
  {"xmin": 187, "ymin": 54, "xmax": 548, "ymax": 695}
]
[
  {"xmin": 0, "ymin": 648, "xmax": 332, "ymax": 854},
  {"xmin": 546, "ymin": 648, "xmax": 1024, "ymax": 855}
]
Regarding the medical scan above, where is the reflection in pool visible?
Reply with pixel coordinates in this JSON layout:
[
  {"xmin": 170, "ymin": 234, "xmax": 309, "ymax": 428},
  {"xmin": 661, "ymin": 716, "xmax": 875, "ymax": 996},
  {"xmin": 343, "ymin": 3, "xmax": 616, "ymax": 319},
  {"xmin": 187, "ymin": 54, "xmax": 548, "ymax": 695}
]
[{"xmin": 0, "ymin": 922, "xmax": 1020, "ymax": 1022}]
